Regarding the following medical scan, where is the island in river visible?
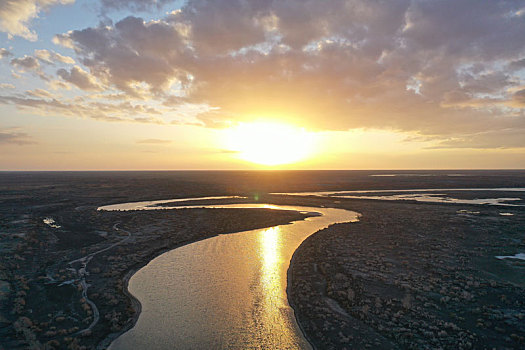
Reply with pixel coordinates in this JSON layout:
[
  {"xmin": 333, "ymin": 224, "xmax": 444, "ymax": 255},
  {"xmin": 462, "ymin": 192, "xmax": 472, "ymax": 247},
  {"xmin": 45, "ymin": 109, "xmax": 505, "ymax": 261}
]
[{"xmin": 0, "ymin": 171, "xmax": 524, "ymax": 349}]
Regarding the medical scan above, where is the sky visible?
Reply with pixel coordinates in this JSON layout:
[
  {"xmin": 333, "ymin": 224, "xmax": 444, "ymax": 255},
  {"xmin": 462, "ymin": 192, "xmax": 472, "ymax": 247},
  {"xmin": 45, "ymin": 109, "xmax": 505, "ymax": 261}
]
[{"xmin": 0, "ymin": 0, "xmax": 525, "ymax": 170}]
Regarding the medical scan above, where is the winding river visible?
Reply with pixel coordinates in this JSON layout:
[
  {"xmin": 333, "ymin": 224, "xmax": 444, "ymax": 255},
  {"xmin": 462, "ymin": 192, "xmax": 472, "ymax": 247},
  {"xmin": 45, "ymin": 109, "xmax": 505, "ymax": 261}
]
[{"xmin": 98, "ymin": 199, "xmax": 359, "ymax": 349}]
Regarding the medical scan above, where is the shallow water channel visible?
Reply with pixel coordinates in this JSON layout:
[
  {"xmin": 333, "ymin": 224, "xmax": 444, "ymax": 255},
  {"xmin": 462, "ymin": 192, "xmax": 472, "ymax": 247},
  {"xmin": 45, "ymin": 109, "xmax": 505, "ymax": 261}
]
[{"xmin": 99, "ymin": 200, "xmax": 359, "ymax": 349}]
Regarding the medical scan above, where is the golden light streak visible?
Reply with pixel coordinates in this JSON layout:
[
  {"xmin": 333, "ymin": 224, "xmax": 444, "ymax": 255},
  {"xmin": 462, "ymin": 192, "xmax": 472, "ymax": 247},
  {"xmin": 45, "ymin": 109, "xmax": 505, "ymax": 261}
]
[{"xmin": 258, "ymin": 226, "xmax": 283, "ymax": 324}]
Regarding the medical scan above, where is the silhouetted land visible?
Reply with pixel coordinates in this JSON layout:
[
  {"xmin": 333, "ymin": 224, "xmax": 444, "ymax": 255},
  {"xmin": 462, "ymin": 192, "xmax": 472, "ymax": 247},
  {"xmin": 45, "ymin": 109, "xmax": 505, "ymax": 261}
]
[{"xmin": 0, "ymin": 170, "xmax": 524, "ymax": 349}]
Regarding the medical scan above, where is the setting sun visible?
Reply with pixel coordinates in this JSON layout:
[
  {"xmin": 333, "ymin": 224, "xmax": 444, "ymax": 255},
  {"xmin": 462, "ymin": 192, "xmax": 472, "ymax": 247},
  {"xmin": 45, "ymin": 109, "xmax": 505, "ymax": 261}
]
[{"xmin": 223, "ymin": 121, "xmax": 316, "ymax": 166}]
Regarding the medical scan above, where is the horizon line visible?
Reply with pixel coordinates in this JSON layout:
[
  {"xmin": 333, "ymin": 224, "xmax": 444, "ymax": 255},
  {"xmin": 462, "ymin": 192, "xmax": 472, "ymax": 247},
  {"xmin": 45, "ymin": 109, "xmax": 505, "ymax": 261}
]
[{"xmin": 1, "ymin": 169, "xmax": 525, "ymax": 172}]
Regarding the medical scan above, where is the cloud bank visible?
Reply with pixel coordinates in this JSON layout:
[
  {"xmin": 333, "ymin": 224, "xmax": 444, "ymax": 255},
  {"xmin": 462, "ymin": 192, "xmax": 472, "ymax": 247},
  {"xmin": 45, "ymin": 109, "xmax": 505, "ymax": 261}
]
[{"xmin": 2, "ymin": 0, "xmax": 525, "ymax": 149}]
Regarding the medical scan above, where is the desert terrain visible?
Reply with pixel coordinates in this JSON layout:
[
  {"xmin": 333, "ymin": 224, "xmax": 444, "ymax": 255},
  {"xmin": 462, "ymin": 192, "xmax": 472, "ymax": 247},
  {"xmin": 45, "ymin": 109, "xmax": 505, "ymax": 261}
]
[{"xmin": 1, "ymin": 171, "xmax": 524, "ymax": 349}]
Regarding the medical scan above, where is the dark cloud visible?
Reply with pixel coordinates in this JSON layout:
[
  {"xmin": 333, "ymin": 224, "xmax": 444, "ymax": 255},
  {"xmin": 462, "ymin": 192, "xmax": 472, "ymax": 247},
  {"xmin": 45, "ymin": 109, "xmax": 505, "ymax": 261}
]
[
  {"xmin": 402, "ymin": 1, "xmax": 525, "ymax": 59},
  {"xmin": 99, "ymin": 0, "xmax": 174, "ymax": 13},
  {"xmin": 509, "ymin": 58, "xmax": 525, "ymax": 70},
  {"xmin": 10, "ymin": 55, "xmax": 40, "ymax": 70},
  {"xmin": 0, "ymin": 48, "xmax": 12, "ymax": 59},
  {"xmin": 182, "ymin": 0, "xmax": 270, "ymax": 54},
  {"xmin": 57, "ymin": 15, "xmax": 188, "ymax": 95}
]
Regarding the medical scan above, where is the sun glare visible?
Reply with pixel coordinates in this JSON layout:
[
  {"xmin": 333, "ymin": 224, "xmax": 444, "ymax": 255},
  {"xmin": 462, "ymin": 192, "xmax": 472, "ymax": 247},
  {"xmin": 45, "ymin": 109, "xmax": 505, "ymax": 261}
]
[{"xmin": 224, "ymin": 121, "xmax": 316, "ymax": 166}]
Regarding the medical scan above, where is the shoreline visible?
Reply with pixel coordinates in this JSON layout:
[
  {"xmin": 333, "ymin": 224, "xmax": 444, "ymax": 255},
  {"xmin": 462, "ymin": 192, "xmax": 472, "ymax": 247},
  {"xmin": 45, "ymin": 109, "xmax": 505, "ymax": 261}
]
[
  {"xmin": 96, "ymin": 268, "xmax": 141, "ymax": 350},
  {"xmin": 287, "ymin": 238, "xmax": 318, "ymax": 350}
]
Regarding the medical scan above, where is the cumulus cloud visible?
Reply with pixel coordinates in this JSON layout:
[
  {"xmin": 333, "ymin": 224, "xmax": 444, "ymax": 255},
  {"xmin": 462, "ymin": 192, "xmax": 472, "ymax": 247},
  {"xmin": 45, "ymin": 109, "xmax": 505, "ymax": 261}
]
[
  {"xmin": 57, "ymin": 66, "xmax": 101, "ymax": 91},
  {"xmin": 29, "ymin": 0, "xmax": 525, "ymax": 149},
  {"xmin": 0, "ymin": 128, "xmax": 34, "ymax": 145},
  {"xmin": 55, "ymin": 15, "xmax": 188, "ymax": 95},
  {"xmin": 0, "ymin": 0, "xmax": 74, "ymax": 41},
  {"xmin": 181, "ymin": 0, "xmax": 270, "ymax": 55},
  {"xmin": 10, "ymin": 55, "xmax": 40, "ymax": 70}
]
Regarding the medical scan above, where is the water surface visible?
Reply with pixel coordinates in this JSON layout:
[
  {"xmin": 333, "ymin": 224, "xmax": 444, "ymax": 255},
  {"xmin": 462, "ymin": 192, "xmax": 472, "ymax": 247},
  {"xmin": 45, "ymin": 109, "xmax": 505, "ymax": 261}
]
[{"xmin": 274, "ymin": 188, "xmax": 525, "ymax": 206}]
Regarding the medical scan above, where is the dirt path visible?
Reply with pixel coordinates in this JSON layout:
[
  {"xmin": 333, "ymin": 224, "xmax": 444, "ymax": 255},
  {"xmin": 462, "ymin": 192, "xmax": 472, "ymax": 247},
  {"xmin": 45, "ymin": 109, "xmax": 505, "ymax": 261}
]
[{"xmin": 68, "ymin": 223, "xmax": 131, "ymax": 334}]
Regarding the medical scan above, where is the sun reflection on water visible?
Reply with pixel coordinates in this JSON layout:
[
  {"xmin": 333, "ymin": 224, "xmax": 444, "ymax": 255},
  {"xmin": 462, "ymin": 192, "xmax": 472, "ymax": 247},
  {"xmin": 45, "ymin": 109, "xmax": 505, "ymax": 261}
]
[{"xmin": 258, "ymin": 226, "xmax": 284, "ymax": 330}]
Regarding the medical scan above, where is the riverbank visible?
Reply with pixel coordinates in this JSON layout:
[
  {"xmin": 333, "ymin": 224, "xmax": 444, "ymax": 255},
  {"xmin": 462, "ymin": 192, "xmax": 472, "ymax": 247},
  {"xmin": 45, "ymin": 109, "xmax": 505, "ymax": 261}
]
[
  {"xmin": 288, "ymin": 199, "xmax": 525, "ymax": 349},
  {"xmin": 95, "ymin": 268, "xmax": 141, "ymax": 350}
]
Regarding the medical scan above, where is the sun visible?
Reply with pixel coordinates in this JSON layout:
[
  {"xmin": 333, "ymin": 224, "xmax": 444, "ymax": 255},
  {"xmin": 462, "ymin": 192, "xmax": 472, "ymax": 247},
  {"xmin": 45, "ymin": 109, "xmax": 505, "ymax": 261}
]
[{"xmin": 223, "ymin": 121, "xmax": 316, "ymax": 166}]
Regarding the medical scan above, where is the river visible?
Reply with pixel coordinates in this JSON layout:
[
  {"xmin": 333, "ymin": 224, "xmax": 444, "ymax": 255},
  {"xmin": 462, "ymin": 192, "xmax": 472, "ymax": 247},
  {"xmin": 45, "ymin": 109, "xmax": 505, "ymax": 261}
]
[{"xmin": 98, "ymin": 200, "xmax": 359, "ymax": 349}]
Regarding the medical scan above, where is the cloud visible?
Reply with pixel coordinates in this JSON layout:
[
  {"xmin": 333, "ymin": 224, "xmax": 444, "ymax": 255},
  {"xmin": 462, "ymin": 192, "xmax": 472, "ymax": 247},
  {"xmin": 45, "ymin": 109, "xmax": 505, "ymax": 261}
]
[
  {"xmin": 57, "ymin": 66, "xmax": 101, "ymax": 91},
  {"xmin": 181, "ymin": 0, "xmax": 269, "ymax": 55},
  {"xmin": 0, "ymin": 0, "xmax": 74, "ymax": 41},
  {"xmin": 30, "ymin": 0, "xmax": 525, "ymax": 149},
  {"xmin": 137, "ymin": 138, "xmax": 172, "ymax": 144},
  {"xmin": 511, "ymin": 89, "xmax": 525, "ymax": 107},
  {"xmin": 429, "ymin": 129, "xmax": 525, "ymax": 149},
  {"xmin": 510, "ymin": 58, "xmax": 525, "ymax": 70},
  {"xmin": 0, "ymin": 128, "xmax": 35, "ymax": 145},
  {"xmin": 35, "ymin": 49, "xmax": 75, "ymax": 64},
  {"xmin": 55, "ymin": 15, "xmax": 187, "ymax": 95},
  {"xmin": 46, "ymin": 79, "xmax": 70, "ymax": 91},
  {"xmin": 0, "ymin": 48, "xmax": 12, "ymax": 58},
  {"xmin": 10, "ymin": 54, "xmax": 55, "ymax": 82},
  {"xmin": 52, "ymin": 32, "xmax": 74, "ymax": 48},
  {"xmin": 0, "ymin": 94, "xmax": 165, "ymax": 124},
  {"xmin": 26, "ymin": 88, "xmax": 54, "ymax": 98},
  {"xmin": 0, "ymin": 83, "xmax": 15, "ymax": 89},
  {"xmin": 99, "ymin": 0, "xmax": 174, "ymax": 13},
  {"xmin": 10, "ymin": 55, "xmax": 40, "ymax": 70}
]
